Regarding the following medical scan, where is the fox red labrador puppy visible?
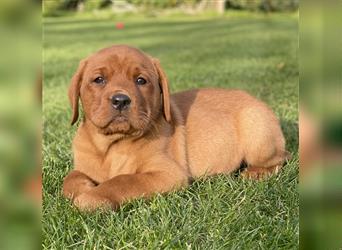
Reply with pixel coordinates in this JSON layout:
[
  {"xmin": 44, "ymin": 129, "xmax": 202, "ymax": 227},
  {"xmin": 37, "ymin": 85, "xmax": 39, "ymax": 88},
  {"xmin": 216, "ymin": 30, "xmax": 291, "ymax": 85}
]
[{"xmin": 63, "ymin": 45, "xmax": 289, "ymax": 211}]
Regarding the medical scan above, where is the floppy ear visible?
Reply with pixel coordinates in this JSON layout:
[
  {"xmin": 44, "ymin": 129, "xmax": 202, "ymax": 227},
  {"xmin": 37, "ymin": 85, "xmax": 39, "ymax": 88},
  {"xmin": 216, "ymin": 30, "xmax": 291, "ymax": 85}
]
[
  {"xmin": 68, "ymin": 59, "xmax": 87, "ymax": 125},
  {"xmin": 152, "ymin": 59, "xmax": 171, "ymax": 122}
]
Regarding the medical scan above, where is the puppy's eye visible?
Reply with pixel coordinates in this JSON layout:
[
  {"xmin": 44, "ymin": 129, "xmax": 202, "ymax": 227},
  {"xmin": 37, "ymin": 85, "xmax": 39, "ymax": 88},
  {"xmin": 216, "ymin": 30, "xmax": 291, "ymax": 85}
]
[
  {"xmin": 136, "ymin": 77, "xmax": 147, "ymax": 85},
  {"xmin": 94, "ymin": 76, "xmax": 105, "ymax": 84}
]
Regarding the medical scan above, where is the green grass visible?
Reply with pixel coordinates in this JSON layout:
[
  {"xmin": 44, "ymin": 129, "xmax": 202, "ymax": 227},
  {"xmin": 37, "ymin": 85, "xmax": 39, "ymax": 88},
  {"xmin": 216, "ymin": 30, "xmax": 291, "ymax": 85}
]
[{"xmin": 43, "ymin": 12, "xmax": 299, "ymax": 249}]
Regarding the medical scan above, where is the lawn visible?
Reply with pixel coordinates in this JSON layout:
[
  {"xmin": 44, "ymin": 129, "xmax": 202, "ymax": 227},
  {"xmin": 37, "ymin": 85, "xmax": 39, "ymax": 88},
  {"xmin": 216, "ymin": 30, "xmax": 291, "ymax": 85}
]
[{"xmin": 43, "ymin": 12, "xmax": 299, "ymax": 249}]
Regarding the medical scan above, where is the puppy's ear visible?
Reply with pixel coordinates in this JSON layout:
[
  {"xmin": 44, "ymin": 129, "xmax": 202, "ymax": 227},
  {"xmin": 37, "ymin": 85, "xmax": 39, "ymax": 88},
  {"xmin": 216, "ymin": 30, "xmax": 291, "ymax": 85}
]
[
  {"xmin": 152, "ymin": 58, "xmax": 171, "ymax": 122},
  {"xmin": 68, "ymin": 59, "xmax": 87, "ymax": 125}
]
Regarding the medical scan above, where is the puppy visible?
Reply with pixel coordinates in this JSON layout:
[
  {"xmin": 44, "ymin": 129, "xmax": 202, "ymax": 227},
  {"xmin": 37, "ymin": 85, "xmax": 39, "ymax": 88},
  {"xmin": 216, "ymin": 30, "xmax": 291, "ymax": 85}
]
[{"xmin": 63, "ymin": 45, "xmax": 288, "ymax": 211}]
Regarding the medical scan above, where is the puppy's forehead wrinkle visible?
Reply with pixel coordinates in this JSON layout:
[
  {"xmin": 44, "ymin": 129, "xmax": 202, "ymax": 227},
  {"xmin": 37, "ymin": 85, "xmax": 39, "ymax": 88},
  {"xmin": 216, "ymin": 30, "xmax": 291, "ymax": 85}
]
[
  {"xmin": 88, "ymin": 56, "xmax": 155, "ymax": 79},
  {"xmin": 91, "ymin": 66, "xmax": 113, "ymax": 76}
]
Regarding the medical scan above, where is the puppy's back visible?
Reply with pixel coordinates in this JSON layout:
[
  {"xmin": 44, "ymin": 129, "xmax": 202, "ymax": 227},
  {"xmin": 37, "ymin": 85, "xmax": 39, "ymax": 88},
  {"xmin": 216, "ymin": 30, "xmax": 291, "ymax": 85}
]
[{"xmin": 172, "ymin": 88, "xmax": 285, "ymax": 177}]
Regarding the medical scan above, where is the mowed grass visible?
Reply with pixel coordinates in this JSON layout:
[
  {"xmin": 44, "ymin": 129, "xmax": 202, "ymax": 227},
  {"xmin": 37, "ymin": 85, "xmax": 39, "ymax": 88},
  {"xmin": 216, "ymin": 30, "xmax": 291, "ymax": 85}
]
[{"xmin": 43, "ymin": 13, "xmax": 299, "ymax": 249}]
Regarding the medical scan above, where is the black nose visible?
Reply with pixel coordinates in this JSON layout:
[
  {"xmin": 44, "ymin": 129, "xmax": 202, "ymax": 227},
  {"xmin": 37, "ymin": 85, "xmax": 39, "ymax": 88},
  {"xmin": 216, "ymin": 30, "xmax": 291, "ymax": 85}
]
[{"xmin": 111, "ymin": 94, "xmax": 131, "ymax": 111}]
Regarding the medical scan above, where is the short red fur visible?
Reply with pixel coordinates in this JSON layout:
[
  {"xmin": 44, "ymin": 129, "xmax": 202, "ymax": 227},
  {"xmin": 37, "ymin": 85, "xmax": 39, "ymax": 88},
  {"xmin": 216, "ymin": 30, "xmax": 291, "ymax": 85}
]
[{"xmin": 63, "ymin": 45, "xmax": 289, "ymax": 211}]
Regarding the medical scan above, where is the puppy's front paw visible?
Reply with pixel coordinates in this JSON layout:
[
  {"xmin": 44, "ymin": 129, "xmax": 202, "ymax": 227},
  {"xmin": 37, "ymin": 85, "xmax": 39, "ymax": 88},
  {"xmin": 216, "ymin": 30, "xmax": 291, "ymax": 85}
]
[
  {"xmin": 63, "ymin": 180, "xmax": 96, "ymax": 200},
  {"xmin": 74, "ymin": 192, "xmax": 116, "ymax": 212},
  {"xmin": 63, "ymin": 171, "xmax": 97, "ymax": 200}
]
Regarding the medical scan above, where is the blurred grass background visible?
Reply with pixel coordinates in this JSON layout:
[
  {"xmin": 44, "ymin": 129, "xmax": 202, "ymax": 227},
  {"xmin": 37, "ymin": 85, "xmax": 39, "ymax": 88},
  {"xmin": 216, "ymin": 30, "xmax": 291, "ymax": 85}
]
[
  {"xmin": 300, "ymin": 1, "xmax": 342, "ymax": 249},
  {"xmin": 43, "ymin": 3, "xmax": 299, "ymax": 249},
  {"xmin": 0, "ymin": 0, "xmax": 41, "ymax": 250}
]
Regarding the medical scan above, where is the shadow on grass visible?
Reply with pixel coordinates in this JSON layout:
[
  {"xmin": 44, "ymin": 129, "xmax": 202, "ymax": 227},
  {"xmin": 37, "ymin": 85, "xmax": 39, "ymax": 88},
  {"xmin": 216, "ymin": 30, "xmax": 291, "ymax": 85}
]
[{"xmin": 281, "ymin": 119, "xmax": 298, "ymax": 153}]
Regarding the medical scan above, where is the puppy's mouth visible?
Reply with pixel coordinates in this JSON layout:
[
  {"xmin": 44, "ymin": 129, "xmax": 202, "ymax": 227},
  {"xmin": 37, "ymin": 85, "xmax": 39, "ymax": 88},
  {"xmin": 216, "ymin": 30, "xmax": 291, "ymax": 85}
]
[
  {"xmin": 111, "ymin": 115, "xmax": 128, "ymax": 123},
  {"xmin": 91, "ymin": 110, "xmax": 152, "ymax": 137},
  {"xmin": 94, "ymin": 115, "xmax": 131, "ymax": 136},
  {"xmin": 103, "ymin": 114, "xmax": 129, "ymax": 128}
]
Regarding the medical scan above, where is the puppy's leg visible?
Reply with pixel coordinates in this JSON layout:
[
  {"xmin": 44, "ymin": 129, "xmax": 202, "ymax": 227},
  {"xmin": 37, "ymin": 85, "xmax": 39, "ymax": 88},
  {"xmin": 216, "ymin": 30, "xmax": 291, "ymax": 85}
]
[
  {"xmin": 239, "ymin": 106, "xmax": 289, "ymax": 180},
  {"xmin": 74, "ymin": 169, "xmax": 188, "ymax": 211},
  {"xmin": 62, "ymin": 170, "xmax": 97, "ymax": 200}
]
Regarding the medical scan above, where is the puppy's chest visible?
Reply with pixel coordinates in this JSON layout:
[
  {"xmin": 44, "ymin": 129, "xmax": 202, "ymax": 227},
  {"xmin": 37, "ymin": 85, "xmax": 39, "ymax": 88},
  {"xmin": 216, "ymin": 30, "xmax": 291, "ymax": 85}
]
[{"xmin": 103, "ymin": 147, "xmax": 138, "ymax": 180}]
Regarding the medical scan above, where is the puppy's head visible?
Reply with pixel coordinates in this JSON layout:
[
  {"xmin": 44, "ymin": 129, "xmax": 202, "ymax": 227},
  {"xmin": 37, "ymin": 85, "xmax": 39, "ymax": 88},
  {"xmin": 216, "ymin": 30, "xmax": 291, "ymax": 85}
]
[{"xmin": 68, "ymin": 45, "xmax": 171, "ymax": 136}]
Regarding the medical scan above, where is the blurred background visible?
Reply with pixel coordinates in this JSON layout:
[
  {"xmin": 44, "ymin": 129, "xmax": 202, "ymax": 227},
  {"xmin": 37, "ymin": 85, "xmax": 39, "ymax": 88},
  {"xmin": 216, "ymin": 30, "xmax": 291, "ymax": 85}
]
[
  {"xmin": 0, "ymin": 0, "xmax": 40, "ymax": 249},
  {"xmin": 300, "ymin": 1, "xmax": 342, "ymax": 249},
  {"xmin": 0, "ymin": 0, "xmax": 341, "ymax": 249},
  {"xmin": 43, "ymin": 0, "xmax": 299, "ymax": 16}
]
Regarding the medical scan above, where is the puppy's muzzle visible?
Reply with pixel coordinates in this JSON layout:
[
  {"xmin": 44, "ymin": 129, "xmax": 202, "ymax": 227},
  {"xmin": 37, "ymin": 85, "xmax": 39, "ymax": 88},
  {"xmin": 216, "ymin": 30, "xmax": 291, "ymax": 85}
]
[{"xmin": 111, "ymin": 94, "xmax": 131, "ymax": 111}]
